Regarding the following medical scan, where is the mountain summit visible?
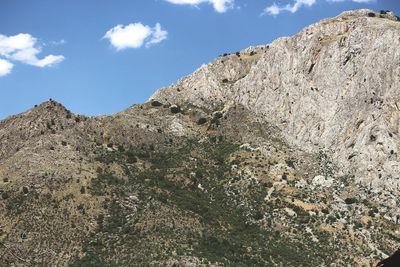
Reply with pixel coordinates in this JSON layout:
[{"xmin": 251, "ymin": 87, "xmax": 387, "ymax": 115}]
[
  {"xmin": 1, "ymin": 10, "xmax": 399, "ymax": 266},
  {"xmin": 152, "ymin": 9, "xmax": 400, "ymax": 192}
]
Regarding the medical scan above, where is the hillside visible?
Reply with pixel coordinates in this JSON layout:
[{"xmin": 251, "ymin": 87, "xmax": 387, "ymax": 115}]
[{"xmin": 1, "ymin": 9, "xmax": 399, "ymax": 266}]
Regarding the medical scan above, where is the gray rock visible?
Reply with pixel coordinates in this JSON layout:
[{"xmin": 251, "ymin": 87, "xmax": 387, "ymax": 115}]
[{"xmin": 151, "ymin": 9, "xmax": 400, "ymax": 194}]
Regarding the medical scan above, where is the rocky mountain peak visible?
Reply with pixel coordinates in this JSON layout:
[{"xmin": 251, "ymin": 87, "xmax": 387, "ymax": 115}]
[
  {"xmin": 337, "ymin": 8, "xmax": 399, "ymax": 21},
  {"xmin": 151, "ymin": 9, "xmax": 400, "ymax": 192},
  {"xmin": 0, "ymin": 99, "xmax": 86, "ymax": 160}
]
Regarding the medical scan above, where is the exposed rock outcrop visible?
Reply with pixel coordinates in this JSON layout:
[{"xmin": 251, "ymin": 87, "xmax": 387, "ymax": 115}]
[{"xmin": 151, "ymin": 9, "xmax": 400, "ymax": 192}]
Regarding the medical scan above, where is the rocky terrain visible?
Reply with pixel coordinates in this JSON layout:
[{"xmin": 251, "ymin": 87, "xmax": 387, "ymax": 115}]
[{"xmin": 1, "ymin": 9, "xmax": 399, "ymax": 266}]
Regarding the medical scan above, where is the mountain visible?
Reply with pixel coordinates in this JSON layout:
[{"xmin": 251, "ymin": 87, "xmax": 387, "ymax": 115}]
[{"xmin": 1, "ymin": 9, "xmax": 399, "ymax": 266}]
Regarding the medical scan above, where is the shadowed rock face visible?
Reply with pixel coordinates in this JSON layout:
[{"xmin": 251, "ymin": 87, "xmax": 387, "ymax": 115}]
[
  {"xmin": 0, "ymin": 9, "xmax": 399, "ymax": 267},
  {"xmin": 377, "ymin": 249, "xmax": 400, "ymax": 267}
]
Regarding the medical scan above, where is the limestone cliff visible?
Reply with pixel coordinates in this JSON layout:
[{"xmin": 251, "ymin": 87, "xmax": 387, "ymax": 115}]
[{"xmin": 151, "ymin": 9, "xmax": 400, "ymax": 192}]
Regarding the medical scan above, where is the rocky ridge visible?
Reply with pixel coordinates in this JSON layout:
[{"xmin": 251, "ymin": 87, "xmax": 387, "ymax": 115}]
[{"xmin": 152, "ymin": 9, "xmax": 400, "ymax": 192}]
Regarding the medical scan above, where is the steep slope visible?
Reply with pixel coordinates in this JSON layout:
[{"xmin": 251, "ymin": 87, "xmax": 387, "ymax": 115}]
[
  {"xmin": 1, "ymin": 9, "xmax": 400, "ymax": 267},
  {"xmin": 151, "ymin": 9, "xmax": 400, "ymax": 192}
]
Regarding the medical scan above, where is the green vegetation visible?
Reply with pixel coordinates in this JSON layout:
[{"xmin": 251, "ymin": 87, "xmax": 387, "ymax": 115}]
[
  {"xmin": 210, "ymin": 112, "xmax": 223, "ymax": 125},
  {"xmin": 69, "ymin": 139, "xmax": 336, "ymax": 266},
  {"xmin": 197, "ymin": 117, "xmax": 207, "ymax": 125},
  {"xmin": 151, "ymin": 100, "xmax": 163, "ymax": 107},
  {"xmin": 170, "ymin": 105, "xmax": 181, "ymax": 114},
  {"xmin": 345, "ymin": 197, "xmax": 358, "ymax": 205}
]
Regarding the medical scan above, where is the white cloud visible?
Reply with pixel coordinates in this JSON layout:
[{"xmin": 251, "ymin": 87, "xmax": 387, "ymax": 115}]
[
  {"xmin": 0, "ymin": 58, "xmax": 13, "ymax": 77},
  {"xmin": 264, "ymin": 0, "xmax": 376, "ymax": 16},
  {"xmin": 163, "ymin": 0, "xmax": 234, "ymax": 13},
  {"xmin": 49, "ymin": 39, "xmax": 66, "ymax": 46},
  {"xmin": 327, "ymin": 0, "xmax": 376, "ymax": 2},
  {"xmin": 264, "ymin": 0, "xmax": 316, "ymax": 15},
  {"xmin": 104, "ymin": 23, "xmax": 168, "ymax": 50},
  {"xmin": 33, "ymin": 55, "xmax": 65, "ymax": 67},
  {"xmin": 0, "ymin": 33, "xmax": 65, "ymax": 71},
  {"xmin": 145, "ymin": 23, "xmax": 168, "ymax": 47},
  {"xmin": 264, "ymin": 3, "xmax": 282, "ymax": 15}
]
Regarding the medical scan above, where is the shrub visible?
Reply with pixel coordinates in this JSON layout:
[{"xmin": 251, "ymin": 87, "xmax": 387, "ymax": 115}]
[
  {"xmin": 368, "ymin": 207, "xmax": 379, "ymax": 217},
  {"xmin": 285, "ymin": 159, "xmax": 295, "ymax": 169},
  {"xmin": 264, "ymin": 181, "xmax": 273, "ymax": 188},
  {"xmin": 321, "ymin": 208, "xmax": 329, "ymax": 214},
  {"xmin": 22, "ymin": 186, "xmax": 29, "ymax": 195},
  {"xmin": 1, "ymin": 192, "xmax": 10, "ymax": 200},
  {"xmin": 126, "ymin": 151, "xmax": 137, "ymax": 164},
  {"xmin": 80, "ymin": 186, "xmax": 86, "ymax": 194},
  {"xmin": 197, "ymin": 118, "xmax": 207, "ymax": 125},
  {"xmin": 253, "ymin": 211, "xmax": 264, "ymax": 220},
  {"xmin": 77, "ymin": 203, "xmax": 84, "ymax": 211},
  {"xmin": 75, "ymin": 117, "xmax": 81, "ymax": 123},
  {"xmin": 367, "ymin": 12, "xmax": 375, "ymax": 17},
  {"xmin": 222, "ymin": 78, "xmax": 229, "ymax": 83},
  {"xmin": 151, "ymin": 100, "xmax": 163, "ymax": 107},
  {"xmin": 235, "ymin": 52, "xmax": 240, "ymax": 57},
  {"xmin": 370, "ymin": 135, "xmax": 377, "ymax": 142},
  {"xmin": 344, "ymin": 197, "xmax": 358, "ymax": 205},
  {"xmin": 3, "ymin": 177, "xmax": 9, "ymax": 183},
  {"xmin": 211, "ymin": 112, "xmax": 223, "ymax": 124},
  {"xmin": 170, "ymin": 105, "xmax": 181, "ymax": 114},
  {"xmin": 61, "ymin": 141, "xmax": 67, "ymax": 146}
]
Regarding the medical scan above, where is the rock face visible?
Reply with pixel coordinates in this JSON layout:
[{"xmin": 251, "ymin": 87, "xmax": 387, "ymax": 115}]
[
  {"xmin": 1, "ymin": 9, "xmax": 400, "ymax": 267},
  {"xmin": 151, "ymin": 9, "xmax": 400, "ymax": 191}
]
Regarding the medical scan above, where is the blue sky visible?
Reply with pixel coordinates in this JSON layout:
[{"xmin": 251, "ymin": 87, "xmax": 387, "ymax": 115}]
[{"xmin": 0, "ymin": 0, "xmax": 399, "ymax": 119}]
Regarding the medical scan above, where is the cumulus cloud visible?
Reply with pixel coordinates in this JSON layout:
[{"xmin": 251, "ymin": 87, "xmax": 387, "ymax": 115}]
[
  {"xmin": 0, "ymin": 58, "xmax": 13, "ymax": 77},
  {"xmin": 0, "ymin": 33, "xmax": 65, "ymax": 69},
  {"xmin": 264, "ymin": 0, "xmax": 376, "ymax": 15},
  {"xmin": 104, "ymin": 23, "xmax": 168, "ymax": 50},
  {"xmin": 163, "ymin": 0, "xmax": 234, "ymax": 13}
]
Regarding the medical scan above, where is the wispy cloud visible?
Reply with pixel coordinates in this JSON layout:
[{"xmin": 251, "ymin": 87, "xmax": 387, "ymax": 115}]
[
  {"xmin": 48, "ymin": 39, "xmax": 66, "ymax": 46},
  {"xmin": 327, "ymin": 0, "xmax": 376, "ymax": 2},
  {"xmin": 145, "ymin": 23, "xmax": 168, "ymax": 47},
  {"xmin": 0, "ymin": 33, "xmax": 65, "ymax": 71},
  {"xmin": 104, "ymin": 23, "xmax": 168, "ymax": 50},
  {"xmin": 264, "ymin": 0, "xmax": 376, "ymax": 16},
  {"xmin": 263, "ymin": 0, "xmax": 316, "ymax": 15},
  {"xmin": 163, "ymin": 0, "xmax": 234, "ymax": 13}
]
